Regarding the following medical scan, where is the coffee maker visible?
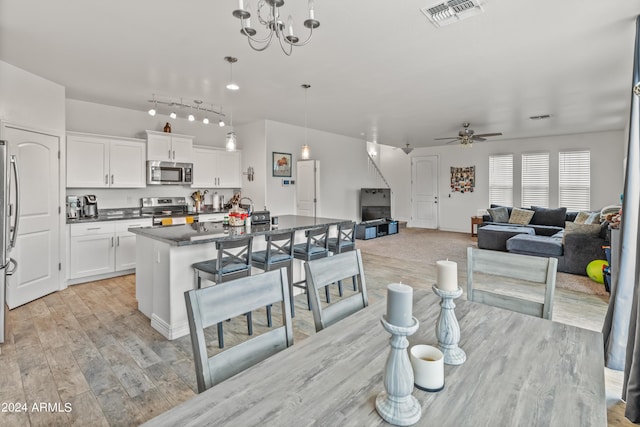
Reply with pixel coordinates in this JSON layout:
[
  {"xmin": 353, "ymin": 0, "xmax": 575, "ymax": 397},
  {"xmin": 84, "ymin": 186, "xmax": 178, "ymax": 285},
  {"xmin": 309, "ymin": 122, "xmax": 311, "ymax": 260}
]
[
  {"xmin": 66, "ymin": 195, "xmax": 80, "ymax": 219},
  {"xmin": 82, "ymin": 195, "xmax": 98, "ymax": 218}
]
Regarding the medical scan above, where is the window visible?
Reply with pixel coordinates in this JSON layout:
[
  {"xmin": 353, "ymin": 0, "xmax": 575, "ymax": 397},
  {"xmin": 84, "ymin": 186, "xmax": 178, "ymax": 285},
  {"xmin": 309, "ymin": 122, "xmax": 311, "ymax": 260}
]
[
  {"xmin": 489, "ymin": 154, "xmax": 513, "ymax": 206},
  {"xmin": 559, "ymin": 150, "xmax": 590, "ymax": 210},
  {"xmin": 521, "ymin": 152, "xmax": 549, "ymax": 208}
]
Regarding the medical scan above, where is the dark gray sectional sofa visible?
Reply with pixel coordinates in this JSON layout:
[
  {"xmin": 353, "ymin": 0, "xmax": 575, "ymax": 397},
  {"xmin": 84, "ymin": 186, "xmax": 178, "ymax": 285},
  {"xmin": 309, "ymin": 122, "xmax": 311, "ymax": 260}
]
[{"xmin": 478, "ymin": 205, "xmax": 609, "ymax": 276}]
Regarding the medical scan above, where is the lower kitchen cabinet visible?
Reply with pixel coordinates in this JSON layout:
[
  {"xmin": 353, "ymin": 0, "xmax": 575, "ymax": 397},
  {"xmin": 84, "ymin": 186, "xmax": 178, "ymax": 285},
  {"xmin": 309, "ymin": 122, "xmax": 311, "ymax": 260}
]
[{"xmin": 69, "ymin": 218, "xmax": 152, "ymax": 283}]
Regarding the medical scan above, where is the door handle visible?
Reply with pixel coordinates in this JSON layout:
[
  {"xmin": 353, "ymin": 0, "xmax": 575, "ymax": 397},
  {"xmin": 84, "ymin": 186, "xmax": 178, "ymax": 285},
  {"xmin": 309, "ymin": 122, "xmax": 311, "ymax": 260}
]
[
  {"xmin": 6, "ymin": 257, "xmax": 17, "ymax": 276},
  {"xmin": 9, "ymin": 156, "xmax": 20, "ymax": 249}
]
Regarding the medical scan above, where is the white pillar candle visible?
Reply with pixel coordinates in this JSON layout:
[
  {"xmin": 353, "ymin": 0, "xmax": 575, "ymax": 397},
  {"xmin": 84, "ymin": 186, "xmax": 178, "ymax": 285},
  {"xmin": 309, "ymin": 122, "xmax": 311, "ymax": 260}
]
[
  {"xmin": 436, "ymin": 260, "xmax": 458, "ymax": 291},
  {"xmin": 386, "ymin": 283, "xmax": 413, "ymax": 327}
]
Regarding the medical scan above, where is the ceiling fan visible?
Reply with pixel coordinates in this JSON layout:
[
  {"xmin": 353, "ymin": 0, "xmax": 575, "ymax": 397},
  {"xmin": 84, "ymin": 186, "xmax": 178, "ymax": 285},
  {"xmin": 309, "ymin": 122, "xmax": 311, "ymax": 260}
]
[{"xmin": 434, "ymin": 122, "xmax": 502, "ymax": 146}]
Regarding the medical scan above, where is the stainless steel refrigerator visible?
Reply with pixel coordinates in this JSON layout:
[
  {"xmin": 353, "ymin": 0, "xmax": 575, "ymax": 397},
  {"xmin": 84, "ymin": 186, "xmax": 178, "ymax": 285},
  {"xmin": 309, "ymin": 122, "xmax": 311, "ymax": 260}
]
[{"xmin": 0, "ymin": 140, "xmax": 20, "ymax": 343}]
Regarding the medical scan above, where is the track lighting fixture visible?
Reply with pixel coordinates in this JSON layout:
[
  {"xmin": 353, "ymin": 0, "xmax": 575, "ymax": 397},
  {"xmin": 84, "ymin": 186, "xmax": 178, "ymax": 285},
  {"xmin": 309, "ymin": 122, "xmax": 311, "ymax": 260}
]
[{"xmin": 146, "ymin": 96, "xmax": 225, "ymax": 123}]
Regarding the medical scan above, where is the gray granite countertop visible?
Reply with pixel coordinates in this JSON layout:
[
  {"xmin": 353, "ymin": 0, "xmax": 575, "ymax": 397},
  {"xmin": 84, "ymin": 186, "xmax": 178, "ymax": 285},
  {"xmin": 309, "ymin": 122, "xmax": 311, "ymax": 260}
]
[{"xmin": 129, "ymin": 215, "xmax": 351, "ymax": 246}]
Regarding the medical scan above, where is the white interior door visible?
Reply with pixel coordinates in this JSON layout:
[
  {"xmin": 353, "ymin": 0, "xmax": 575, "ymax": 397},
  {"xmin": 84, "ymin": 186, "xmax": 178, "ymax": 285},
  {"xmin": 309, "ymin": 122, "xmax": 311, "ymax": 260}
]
[
  {"xmin": 411, "ymin": 155, "xmax": 439, "ymax": 229},
  {"xmin": 4, "ymin": 126, "xmax": 60, "ymax": 308},
  {"xmin": 296, "ymin": 160, "xmax": 319, "ymax": 217}
]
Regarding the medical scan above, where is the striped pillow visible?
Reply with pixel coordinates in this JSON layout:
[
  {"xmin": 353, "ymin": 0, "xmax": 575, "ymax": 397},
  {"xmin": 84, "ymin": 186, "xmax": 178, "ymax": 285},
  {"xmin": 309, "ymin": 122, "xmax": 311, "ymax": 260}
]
[{"xmin": 508, "ymin": 208, "xmax": 534, "ymax": 225}]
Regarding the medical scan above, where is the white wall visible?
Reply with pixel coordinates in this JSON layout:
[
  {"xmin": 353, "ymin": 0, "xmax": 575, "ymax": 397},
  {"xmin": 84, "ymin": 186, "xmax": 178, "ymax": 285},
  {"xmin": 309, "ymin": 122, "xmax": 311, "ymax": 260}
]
[
  {"xmin": 264, "ymin": 120, "xmax": 380, "ymax": 219},
  {"xmin": 236, "ymin": 121, "xmax": 267, "ymax": 210},
  {"xmin": 378, "ymin": 130, "xmax": 626, "ymax": 233},
  {"xmin": 0, "ymin": 61, "xmax": 65, "ymax": 133}
]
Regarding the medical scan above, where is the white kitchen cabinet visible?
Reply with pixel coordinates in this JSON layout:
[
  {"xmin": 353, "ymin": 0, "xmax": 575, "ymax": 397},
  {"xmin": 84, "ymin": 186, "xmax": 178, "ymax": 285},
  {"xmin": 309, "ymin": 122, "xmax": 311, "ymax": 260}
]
[
  {"xmin": 67, "ymin": 132, "xmax": 146, "ymax": 188},
  {"xmin": 69, "ymin": 219, "xmax": 152, "ymax": 281},
  {"xmin": 191, "ymin": 145, "xmax": 242, "ymax": 188},
  {"xmin": 146, "ymin": 130, "xmax": 193, "ymax": 162}
]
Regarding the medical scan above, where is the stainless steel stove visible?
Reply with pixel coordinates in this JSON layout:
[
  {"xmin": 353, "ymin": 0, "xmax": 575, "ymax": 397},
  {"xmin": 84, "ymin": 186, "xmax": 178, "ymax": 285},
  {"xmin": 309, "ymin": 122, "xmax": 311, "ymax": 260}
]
[{"xmin": 140, "ymin": 197, "xmax": 197, "ymax": 225}]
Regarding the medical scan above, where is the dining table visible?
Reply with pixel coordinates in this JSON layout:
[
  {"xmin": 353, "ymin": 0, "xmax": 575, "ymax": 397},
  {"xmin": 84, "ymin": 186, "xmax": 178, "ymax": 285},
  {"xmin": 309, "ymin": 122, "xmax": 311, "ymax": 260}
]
[{"xmin": 142, "ymin": 289, "xmax": 606, "ymax": 426}]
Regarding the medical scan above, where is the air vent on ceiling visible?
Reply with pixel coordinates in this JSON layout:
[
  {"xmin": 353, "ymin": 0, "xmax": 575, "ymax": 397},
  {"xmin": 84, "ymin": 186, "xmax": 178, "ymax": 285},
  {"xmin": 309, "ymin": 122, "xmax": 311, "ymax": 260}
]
[{"xmin": 421, "ymin": 0, "xmax": 485, "ymax": 28}]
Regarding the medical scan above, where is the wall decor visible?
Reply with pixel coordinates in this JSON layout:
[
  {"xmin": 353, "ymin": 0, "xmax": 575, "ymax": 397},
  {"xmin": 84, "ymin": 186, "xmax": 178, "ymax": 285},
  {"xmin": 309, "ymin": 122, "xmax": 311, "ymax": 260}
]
[
  {"xmin": 450, "ymin": 166, "xmax": 475, "ymax": 193},
  {"xmin": 272, "ymin": 152, "xmax": 292, "ymax": 177}
]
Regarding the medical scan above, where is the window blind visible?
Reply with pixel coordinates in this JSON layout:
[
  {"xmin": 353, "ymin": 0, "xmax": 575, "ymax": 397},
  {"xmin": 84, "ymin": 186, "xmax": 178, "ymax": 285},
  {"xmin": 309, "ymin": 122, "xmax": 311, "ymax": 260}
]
[
  {"xmin": 521, "ymin": 152, "xmax": 549, "ymax": 208},
  {"xmin": 489, "ymin": 154, "xmax": 513, "ymax": 206},
  {"xmin": 559, "ymin": 150, "xmax": 590, "ymax": 211}
]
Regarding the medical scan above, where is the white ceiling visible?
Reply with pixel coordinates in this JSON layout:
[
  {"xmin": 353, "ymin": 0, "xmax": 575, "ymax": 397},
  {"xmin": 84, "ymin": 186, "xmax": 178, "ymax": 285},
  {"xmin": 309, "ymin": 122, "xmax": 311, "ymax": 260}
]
[{"xmin": 1, "ymin": 0, "xmax": 638, "ymax": 148}]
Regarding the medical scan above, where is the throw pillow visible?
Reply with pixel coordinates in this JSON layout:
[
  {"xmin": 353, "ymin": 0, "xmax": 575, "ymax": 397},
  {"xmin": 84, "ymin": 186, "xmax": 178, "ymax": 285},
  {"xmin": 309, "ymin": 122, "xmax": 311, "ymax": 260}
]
[
  {"xmin": 530, "ymin": 206, "xmax": 567, "ymax": 227},
  {"xmin": 487, "ymin": 206, "xmax": 509, "ymax": 223},
  {"xmin": 563, "ymin": 221, "xmax": 602, "ymax": 244},
  {"xmin": 586, "ymin": 212, "xmax": 601, "ymax": 224},
  {"xmin": 508, "ymin": 208, "xmax": 534, "ymax": 225},
  {"xmin": 574, "ymin": 211, "xmax": 591, "ymax": 224}
]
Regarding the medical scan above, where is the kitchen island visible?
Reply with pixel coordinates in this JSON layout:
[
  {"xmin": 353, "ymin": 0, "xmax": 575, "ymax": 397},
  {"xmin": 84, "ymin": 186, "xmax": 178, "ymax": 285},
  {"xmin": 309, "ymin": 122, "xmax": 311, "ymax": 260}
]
[{"xmin": 129, "ymin": 215, "xmax": 349, "ymax": 339}]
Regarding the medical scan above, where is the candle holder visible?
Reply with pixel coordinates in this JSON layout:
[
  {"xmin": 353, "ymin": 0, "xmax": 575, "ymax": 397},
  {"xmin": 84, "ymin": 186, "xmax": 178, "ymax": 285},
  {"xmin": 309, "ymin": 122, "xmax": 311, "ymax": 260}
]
[
  {"xmin": 375, "ymin": 315, "xmax": 421, "ymax": 426},
  {"xmin": 432, "ymin": 285, "xmax": 466, "ymax": 366}
]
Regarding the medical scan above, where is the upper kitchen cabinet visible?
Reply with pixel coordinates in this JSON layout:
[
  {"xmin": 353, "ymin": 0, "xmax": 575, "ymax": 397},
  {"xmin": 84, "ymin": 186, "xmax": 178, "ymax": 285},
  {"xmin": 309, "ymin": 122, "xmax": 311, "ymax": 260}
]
[
  {"xmin": 67, "ymin": 132, "xmax": 146, "ymax": 188},
  {"xmin": 146, "ymin": 130, "xmax": 193, "ymax": 162},
  {"xmin": 191, "ymin": 146, "xmax": 242, "ymax": 188}
]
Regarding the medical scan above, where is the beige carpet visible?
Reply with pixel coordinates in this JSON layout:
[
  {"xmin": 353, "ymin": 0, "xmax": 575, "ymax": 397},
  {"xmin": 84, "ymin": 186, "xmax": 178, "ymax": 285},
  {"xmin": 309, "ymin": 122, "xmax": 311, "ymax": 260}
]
[{"xmin": 356, "ymin": 227, "xmax": 610, "ymax": 297}]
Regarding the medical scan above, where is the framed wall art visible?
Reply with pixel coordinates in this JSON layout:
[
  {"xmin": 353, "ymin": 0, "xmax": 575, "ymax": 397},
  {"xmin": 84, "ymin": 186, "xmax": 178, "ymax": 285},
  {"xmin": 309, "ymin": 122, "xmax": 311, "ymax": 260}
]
[
  {"xmin": 450, "ymin": 166, "xmax": 475, "ymax": 193},
  {"xmin": 272, "ymin": 152, "xmax": 292, "ymax": 177}
]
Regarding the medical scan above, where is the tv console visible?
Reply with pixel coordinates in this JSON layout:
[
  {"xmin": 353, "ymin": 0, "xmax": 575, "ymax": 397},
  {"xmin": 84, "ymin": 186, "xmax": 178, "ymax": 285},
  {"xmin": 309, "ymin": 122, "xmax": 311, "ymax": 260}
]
[{"xmin": 356, "ymin": 219, "xmax": 399, "ymax": 240}]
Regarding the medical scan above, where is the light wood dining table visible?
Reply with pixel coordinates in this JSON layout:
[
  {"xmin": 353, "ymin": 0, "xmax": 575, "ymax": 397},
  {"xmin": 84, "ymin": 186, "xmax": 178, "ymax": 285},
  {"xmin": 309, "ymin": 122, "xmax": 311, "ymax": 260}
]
[{"xmin": 143, "ymin": 289, "xmax": 606, "ymax": 426}]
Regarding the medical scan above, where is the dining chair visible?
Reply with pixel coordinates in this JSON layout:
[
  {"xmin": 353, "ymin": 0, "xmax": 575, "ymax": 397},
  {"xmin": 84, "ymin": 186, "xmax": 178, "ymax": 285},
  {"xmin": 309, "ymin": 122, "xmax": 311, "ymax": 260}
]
[
  {"xmin": 466, "ymin": 247, "xmax": 558, "ymax": 320},
  {"xmin": 184, "ymin": 268, "xmax": 294, "ymax": 393},
  {"xmin": 292, "ymin": 225, "xmax": 330, "ymax": 310},
  {"xmin": 327, "ymin": 221, "xmax": 357, "ymax": 298},
  {"xmin": 192, "ymin": 236, "xmax": 254, "ymax": 348},
  {"xmin": 250, "ymin": 230, "xmax": 295, "ymax": 318},
  {"xmin": 304, "ymin": 249, "xmax": 369, "ymax": 332}
]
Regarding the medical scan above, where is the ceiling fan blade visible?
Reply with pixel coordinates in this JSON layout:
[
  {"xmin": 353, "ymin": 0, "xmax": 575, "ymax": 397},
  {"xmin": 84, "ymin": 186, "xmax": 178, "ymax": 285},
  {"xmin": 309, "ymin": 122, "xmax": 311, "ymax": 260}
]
[
  {"xmin": 445, "ymin": 140, "xmax": 459, "ymax": 144},
  {"xmin": 434, "ymin": 137, "xmax": 459, "ymax": 141},
  {"xmin": 472, "ymin": 137, "xmax": 487, "ymax": 142},
  {"xmin": 473, "ymin": 132, "xmax": 502, "ymax": 138}
]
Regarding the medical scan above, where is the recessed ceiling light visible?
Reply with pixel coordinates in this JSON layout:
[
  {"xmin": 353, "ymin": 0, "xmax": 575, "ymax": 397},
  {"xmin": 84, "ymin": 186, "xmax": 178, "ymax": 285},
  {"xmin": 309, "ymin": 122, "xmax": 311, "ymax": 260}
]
[{"xmin": 529, "ymin": 114, "xmax": 551, "ymax": 120}]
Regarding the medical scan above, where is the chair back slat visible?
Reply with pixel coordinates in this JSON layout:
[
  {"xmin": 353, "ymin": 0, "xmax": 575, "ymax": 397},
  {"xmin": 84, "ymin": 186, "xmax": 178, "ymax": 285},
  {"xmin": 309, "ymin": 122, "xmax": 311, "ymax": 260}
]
[
  {"xmin": 338, "ymin": 221, "xmax": 356, "ymax": 244},
  {"xmin": 184, "ymin": 268, "xmax": 293, "ymax": 393},
  {"xmin": 265, "ymin": 230, "xmax": 294, "ymax": 262},
  {"xmin": 208, "ymin": 328, "xmax": 289, "ymax": 385},
  {"xmin": 305, "ymin": 226, "xmax": 329, "ymax": 252},
  {"xmin": 466, "ymin": 247, "xmax": 557, "ymax": 320},
  {"xmin": 217, "ymin": 236, "xmax": 253, "ymax": 271},
  {"xmin": 304, "ymin": 249, "xmax": 368, "ymax": 332}
]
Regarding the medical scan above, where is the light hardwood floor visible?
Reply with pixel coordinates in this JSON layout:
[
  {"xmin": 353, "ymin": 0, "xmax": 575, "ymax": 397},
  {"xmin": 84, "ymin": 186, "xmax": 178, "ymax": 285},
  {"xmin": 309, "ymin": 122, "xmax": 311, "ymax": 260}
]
[{"xmin": 0, "ymin": 229, "xmax": 633, "ymax": 426}]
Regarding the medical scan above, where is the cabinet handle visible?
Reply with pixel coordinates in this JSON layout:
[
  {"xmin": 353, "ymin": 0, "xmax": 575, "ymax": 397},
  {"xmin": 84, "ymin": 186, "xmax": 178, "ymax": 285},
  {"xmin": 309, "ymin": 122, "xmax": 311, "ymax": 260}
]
[
  {"xmin": 117, "ymin": 236, "xmax": 120, "ymax": 246},
  {"xmin": 111, "ymin": 174, "xmax": 114, "ymax": 184},
  {"xmin": 87, "ymin": 227, "xmax": 101, "ymax": 230},
  {"xmin": 111, "ymin": 237, "xmax": 114, "ymax": 247},
  {"xmin": 105, "ymin": 174, "xmax": 108, "ymax": 184},
  {"xmin": 173, "ymin": 150, "xmax": 175, "ymax": 160},
  {"xmin": 168, "ymin": 150, "xmax": 172, "ymax": 160}
]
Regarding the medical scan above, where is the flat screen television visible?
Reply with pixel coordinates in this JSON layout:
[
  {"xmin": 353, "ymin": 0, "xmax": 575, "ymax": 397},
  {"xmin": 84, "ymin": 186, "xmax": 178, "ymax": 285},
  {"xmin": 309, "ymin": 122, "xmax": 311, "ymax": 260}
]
[{"xmin": 360, "ymin": 188, "xmax": 391, "ymax": 221}]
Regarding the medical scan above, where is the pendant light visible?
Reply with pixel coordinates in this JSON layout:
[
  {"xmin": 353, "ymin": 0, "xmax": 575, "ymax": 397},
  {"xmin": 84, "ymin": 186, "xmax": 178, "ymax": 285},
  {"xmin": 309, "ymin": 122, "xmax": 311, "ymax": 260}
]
[
  {"xmin": 301, "ymin": 84, "xmax": 311, "ymax": 159},
  {"xmin": 226, "ymin": 109, "xmax": 237, "ymax": 152},
  {"xmin": 225, "ymin": 56, "xmax": 239, "ymax": 91}
]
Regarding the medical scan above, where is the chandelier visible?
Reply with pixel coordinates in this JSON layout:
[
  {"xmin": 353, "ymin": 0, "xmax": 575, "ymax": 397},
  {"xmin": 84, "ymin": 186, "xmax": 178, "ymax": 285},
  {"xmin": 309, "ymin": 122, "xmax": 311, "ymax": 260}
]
[{"xmin": 232, "ymin": 0, "xmax": 320, "ymax": 56}]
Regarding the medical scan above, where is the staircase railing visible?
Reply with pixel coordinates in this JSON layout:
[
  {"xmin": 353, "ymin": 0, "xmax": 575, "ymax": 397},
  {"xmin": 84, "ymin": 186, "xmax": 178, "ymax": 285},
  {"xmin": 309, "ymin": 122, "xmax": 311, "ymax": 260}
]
[{"xmin": 367, "ymin": 152, "xmax": 391, "ymax": 189}]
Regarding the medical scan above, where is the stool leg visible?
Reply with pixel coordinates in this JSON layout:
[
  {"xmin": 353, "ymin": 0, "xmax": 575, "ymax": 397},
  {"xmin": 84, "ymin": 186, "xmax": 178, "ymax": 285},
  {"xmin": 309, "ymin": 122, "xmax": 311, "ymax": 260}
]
[
  {"xmin": 267, "ymin": 305, "xmax": 272, "ymax": 327},
  {"xmin": 337, "ymin": 280, "xmax": 344, "ymax": 296},
  {"xmin": 246, "ymin": 312, "xmax": 253, "ymax": 336},
  {"xmin": 325, "ymin": 285, "xmax": 331, "ymax": 303},
  {"xmin": 287, "ymin": 263, "xmax": 295, "ymax": 318},
  {"xmin": 217, "ymin": 322, "xmax": 224, "ymax": 348}
]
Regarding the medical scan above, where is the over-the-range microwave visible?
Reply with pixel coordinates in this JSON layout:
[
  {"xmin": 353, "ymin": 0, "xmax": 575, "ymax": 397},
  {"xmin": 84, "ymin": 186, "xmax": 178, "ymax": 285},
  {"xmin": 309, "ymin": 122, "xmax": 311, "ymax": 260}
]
[{"xmin": 147, "ymin": 161, "xmax": 193, "ymax": 185}]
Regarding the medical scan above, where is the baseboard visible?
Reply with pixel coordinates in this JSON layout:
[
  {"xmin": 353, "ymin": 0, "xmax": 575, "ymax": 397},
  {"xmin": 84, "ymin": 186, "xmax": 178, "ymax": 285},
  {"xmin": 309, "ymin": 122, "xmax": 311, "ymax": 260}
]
[{"xmin": 151, "ymin": 314, "xmax": 190, "ymax": 340}]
